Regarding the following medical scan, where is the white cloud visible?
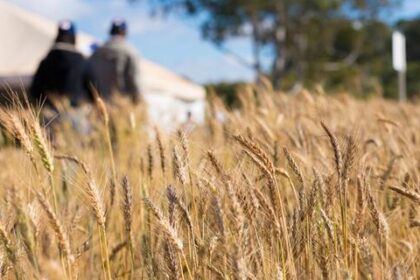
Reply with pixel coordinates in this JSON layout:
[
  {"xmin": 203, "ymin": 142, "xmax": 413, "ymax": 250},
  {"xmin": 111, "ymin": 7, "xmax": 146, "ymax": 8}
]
[{"xmin": 9, "ymin": 0, "xmax": 92, "ymax": 20}]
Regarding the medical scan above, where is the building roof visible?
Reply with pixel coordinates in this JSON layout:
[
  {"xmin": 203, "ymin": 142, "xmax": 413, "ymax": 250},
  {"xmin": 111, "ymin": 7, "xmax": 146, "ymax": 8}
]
[{"xmin": 0, "ymin": 0, "xmax": 205, "ymax": 102}]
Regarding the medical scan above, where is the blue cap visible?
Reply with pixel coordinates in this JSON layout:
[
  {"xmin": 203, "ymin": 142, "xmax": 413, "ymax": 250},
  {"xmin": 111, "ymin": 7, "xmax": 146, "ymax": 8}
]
[
  {"xmin": 110, "ymin": 18, "xmax": 127, "ymax": 35},
  {"xmin": 90, "ymin": 42, "xmax": 100, "ymax": 52},
  {"xmin": 58, "ymin": 20, "xmax": 76, "ymax": 36}
]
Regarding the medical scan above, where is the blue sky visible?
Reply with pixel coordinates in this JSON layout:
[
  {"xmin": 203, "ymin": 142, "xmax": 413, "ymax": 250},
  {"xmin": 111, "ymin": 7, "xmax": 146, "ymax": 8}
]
[{"xmin": 9, "ymin": 0, "xmax": 420, "ymax": 84}]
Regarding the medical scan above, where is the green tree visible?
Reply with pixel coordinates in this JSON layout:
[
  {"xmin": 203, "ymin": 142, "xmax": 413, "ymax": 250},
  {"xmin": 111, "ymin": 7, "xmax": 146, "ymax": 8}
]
[{"xmin": 148, "ymin": 0, "xmax": 400, "ymax": 89}]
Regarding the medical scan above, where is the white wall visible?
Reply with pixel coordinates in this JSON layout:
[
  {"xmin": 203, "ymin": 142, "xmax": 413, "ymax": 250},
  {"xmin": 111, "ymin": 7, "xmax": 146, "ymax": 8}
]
[{"xmin": 144, "ymin": 92, "xmax": 205, "ymax": 131}]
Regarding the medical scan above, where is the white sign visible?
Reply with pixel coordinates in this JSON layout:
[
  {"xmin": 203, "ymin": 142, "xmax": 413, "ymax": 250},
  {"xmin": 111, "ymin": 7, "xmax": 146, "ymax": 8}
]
[{"xmin": 392, "ymin": 31, "xmax": 406, "ymax": 72}]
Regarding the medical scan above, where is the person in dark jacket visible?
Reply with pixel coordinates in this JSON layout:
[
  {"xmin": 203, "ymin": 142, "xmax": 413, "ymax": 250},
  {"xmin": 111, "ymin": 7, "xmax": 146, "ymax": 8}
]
[{"xmin": 30, "ymin": 20, "xmax": 97, "ymax": 109}]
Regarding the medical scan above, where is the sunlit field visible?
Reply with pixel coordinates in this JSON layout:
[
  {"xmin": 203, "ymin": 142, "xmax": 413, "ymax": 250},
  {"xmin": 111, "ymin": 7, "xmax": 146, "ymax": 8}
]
[{"xmin": 0, "ymin": 84, "xmax": 419, "ymax": 279}]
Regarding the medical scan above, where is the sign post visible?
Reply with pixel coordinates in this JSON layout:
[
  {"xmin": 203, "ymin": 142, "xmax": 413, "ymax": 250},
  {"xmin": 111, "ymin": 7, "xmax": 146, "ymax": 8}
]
[{"xmin": 392, "ymin": 31, "xmax": 407, "ymax": 101}]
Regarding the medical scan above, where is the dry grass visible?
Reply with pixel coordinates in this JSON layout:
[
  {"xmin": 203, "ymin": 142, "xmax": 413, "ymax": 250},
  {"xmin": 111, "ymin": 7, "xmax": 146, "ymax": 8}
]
[{"xmin": 0, "ymin": 87, "xmax": 419, "ymax": 279}]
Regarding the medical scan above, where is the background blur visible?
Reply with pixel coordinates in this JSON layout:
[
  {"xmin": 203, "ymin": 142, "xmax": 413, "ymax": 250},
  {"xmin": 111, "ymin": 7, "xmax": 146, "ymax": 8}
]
[{"xmin": 8, "ymin": 0, "xmax": 420, "ymax": 101}]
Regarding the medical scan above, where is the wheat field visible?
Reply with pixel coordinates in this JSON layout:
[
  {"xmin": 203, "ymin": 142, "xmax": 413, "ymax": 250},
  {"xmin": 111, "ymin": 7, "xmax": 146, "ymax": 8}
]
[{"xmin": 0, "ymin": 85, "xmax": 419, "ymax": 279}]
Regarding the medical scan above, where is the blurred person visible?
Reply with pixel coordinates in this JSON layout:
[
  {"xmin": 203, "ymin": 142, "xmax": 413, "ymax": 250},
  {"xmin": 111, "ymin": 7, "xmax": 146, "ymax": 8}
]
[
  {"xmin": 30, "ymin": 20, "xmax": 97, "ymax": 134},
  {"xmin": 90, "ymin": 18, "xmax": 142, "ymax": 104},
  {"xmin": 181, "ymin": 111, "xmax": 196, "ymax": 134},
  {"xmin": 31, "ymin": 20, "xmax": 97, "ymax": 109}
]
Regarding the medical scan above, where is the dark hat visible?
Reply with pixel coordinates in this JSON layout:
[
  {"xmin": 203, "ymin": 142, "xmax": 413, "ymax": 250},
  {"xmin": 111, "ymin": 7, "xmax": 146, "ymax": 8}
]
[
  {"xmin": 58, "ymin": 20, "xmax": 76, "ymax": 36},
  {"xmin": 110, "ymin": 18, "xmax": 127, "ymax": 35}
]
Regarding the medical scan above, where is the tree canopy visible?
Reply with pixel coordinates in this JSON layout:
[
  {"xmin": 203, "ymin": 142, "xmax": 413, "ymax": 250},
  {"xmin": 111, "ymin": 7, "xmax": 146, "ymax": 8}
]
[{"xmin": 145, "ymin": 0, "xmax": 420, "ymax": 99}]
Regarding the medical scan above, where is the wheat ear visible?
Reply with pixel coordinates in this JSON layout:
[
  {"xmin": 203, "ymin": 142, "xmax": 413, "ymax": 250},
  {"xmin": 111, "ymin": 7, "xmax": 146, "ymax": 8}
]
[
  {"xmin": 143, "ymin": 197, "xmax": 183, "ymax": 252},
  {"xmin": 121, "ymin": 176, "xmax": 135, "ymax": 277}
]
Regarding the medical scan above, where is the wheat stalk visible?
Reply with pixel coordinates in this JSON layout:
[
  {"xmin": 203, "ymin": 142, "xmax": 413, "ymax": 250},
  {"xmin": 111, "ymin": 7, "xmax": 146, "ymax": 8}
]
[
  {"xmin": 121, "ymin": 176, "xmax": 134, "ymax": 278},
  {"xmin": 366, "ymin": 187, "xmax": 389, "ymax": 241},
  {"xmin": 389, "ymin": 186, "xmax": 420, "ymax": 204},
  {"xmin": 143, "ymin": 197, "xmax": 183, "ymax": 252},
  {"xmin": 35, "ymin": 191, "xmax": 73, "ymax": 278},
  {"xmin": 321, "ymin": 121, "xmax": 342, "ymax": 178},
  {"xmin": 147, "ymin": 144, "xmax": 154, "ymax": 180},
  {"xmin": 84, "ymin": 180, "xmax": 112, "ymax": 279},
  {"xmin": 155, "ymin": 126, "xmax": 166, "ymax": 174},
  {"xmin": 31, "ymin": 122, "xmax": 54, "ymax": 173},
  {"xmin": 0, "ymin": 224, "xmax": 17, "ymax": 266}
]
